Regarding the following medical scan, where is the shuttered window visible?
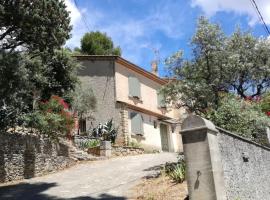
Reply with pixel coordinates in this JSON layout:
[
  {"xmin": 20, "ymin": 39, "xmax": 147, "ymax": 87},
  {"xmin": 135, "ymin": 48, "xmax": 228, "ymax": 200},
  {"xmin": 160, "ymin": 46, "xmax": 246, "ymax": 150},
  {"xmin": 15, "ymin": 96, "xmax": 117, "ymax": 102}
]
[
  {"xmin": 157, "ymin": 92, "xmax": 166, "ymax": 108},
  {"xmin": 128, "ymin": 76, "xmax": 141, "ymax": 98},
  {"xmin": 130, "ymin": 112, "xmax": 144, "ymax": 135}
]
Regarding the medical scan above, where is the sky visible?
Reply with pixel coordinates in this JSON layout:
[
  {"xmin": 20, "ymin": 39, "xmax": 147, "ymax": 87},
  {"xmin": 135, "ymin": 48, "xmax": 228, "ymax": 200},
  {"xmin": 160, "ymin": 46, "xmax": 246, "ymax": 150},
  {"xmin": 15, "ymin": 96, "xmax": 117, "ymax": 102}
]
[{"xmin": 64, "ymin": 0, "xmax": 270, "ymax": 77}]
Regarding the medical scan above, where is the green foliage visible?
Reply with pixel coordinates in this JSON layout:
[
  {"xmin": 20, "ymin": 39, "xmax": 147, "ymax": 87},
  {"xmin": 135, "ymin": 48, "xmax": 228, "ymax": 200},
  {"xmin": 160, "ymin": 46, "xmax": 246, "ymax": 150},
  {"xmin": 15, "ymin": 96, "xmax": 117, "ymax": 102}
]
[
  {"xmin": 40, "ymin": 49, "xmax": 79, "ymax": 102},
  {"xmin": 162, "ymin": 17, "xmax": 270, "ymax": 114},
  {"xmin": 92, "ymin": 119, "xmax": 118, "ymax": 143},
  {"xmin": 0, "ymin": 51, "xmax": 35, "ymax": 131},
  {"xmin": 80, "ymin": 139, "xmax": 100, "ymax": 149},
  {"xmin": 128, "ymin": 140, "xmax": 141, "ymax": 148},
  {"xmin": 0, "ymin": 0, "xmax": 71, "ymax": 52},
  {"xmin": 205, "ymin": 95, "xmax": 270, "ymax": 146},
  {"xmin": 165, "ymin": 158, "xmax": 186, "ymax": 183},
  {"xmin": 260, "ymin": 92, "xmax": 270, "ymax": 114},
  {"xmin": 71, "ymin": 83, "xmax": 96, "ymax": 119},
  {"xmin": 23, "ymin": 96, "xmax": 74, "ymax": 140},
  {"xmin": 80, "ymin": 31, "xmax": 121, "ymax": 55},
  {"xmin": 0, "ymin": 1, "xmax": 78, "ymax": 133}
]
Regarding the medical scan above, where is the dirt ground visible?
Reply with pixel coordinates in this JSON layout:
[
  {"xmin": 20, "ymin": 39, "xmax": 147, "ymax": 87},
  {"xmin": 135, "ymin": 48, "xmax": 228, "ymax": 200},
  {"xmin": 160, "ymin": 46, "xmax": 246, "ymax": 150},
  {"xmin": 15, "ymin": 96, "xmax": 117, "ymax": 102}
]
[{"xmin": 129, "ymin": 172, "xmax": 188, "ymax": 200}]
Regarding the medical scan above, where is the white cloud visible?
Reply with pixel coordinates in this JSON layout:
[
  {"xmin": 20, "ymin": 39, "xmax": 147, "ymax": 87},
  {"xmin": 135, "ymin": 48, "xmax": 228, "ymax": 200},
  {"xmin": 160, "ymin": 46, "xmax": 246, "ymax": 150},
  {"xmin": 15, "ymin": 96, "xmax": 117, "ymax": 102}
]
[
  {"xmin": 64, "ymin": 0, "xmax": 81, "ymax": 25},
  {"xmin": 64, "ymin": 0, "xmax": 185, "ymax": 66},
  {"xmin": 191, "ymin": 0, "xmax": 270, "ymax": 25}
]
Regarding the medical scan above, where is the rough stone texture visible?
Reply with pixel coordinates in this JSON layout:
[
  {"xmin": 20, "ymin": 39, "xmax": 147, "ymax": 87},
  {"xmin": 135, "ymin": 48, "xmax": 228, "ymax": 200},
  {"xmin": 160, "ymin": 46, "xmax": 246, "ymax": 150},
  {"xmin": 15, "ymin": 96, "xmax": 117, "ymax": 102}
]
[
  {"xmin": 112, "ymin": 146, "xmax": 144, "ymax": 157},
  {"xmin": 77, "ymin": 59, "xmax": 125, "ymax": 145},
  {"xmin": 73, "ymin": 135, "xmax": 96, "ymax": 149},
  {"xmin": 217, "ymin": 128, "xmax": 270, "ymax": 200},
  {"xmin": 120, "ymin": 104, "xmax": 129, "ymax": 145},
  {"xmin": 0, "ymin": 132, "xmax": 75, "ymax": 183}
]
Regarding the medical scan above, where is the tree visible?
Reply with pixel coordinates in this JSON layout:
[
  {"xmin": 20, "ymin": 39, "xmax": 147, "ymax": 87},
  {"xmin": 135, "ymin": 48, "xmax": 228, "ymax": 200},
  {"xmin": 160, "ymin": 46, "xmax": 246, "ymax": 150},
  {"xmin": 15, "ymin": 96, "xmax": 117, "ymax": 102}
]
[
  {"xmin": 72, "ymin": 84, "xmax": 97, "ymax": 120},
  {"xmin": 0, "ymin": 0, "xmax": 71, "ymax": 52},
  {"xmin": 206, "ymin": 95, "xmax": 270, "ymax": 146},
  {"xmin": 162, "ymin": 17, "xmax": 228, "ymax": 113},
  {"xmin": 226, "ymin": 29, "xmax": 270, "ymax": 98},
  {"xmin": 80, "ymin": 31, "xmax": 121, "ymax": 55},
  {"xmin": 162, "ymin": 17, "xmax": 270, "ymax": 114},
  {"xmin": 0, "ymin": 0, "xmax": 78, "ymax": 133}
]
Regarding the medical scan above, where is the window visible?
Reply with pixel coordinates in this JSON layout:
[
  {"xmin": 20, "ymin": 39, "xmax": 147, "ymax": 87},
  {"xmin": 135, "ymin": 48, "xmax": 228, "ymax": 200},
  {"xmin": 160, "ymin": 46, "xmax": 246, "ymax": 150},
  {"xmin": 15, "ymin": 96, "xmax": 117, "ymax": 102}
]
[
  {"xmin": 157, "ymin": 92, "xmax": 166, "ymax": 108},
  {"xmin": 128, "ymin": 76, "xmax": 141, "ymax": 99},
  {"xmin": 79, "ymin": 119, "xmax": 86, "ymax": 133},
  {"xmin": 130, "ymin": 112, "xmax": 144, "ymax": 135}
]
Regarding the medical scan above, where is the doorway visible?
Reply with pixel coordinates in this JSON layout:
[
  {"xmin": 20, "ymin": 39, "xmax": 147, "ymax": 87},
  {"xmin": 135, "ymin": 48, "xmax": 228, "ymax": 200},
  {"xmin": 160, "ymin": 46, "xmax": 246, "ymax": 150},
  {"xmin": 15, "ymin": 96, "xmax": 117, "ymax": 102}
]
[{"xmin": 160, "ymin": 124, "xmax": 169, "ymax": 151}]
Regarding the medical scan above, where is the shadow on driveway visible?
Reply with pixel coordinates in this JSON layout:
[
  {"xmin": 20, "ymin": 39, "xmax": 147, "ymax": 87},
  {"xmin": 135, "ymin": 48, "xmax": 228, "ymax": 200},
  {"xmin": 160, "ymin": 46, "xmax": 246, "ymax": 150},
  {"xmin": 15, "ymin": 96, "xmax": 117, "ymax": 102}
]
[{"xmin": 0, "ymin": 182, "xmax": 127, "ymax": 200}]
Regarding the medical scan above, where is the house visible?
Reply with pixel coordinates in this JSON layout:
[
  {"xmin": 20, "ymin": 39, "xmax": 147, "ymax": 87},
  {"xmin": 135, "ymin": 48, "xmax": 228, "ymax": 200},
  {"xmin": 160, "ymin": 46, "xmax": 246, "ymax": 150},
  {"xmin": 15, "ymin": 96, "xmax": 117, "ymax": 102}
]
[{"xmin": 75, "ymin": 55, "xmax": 184, "ymax": 152}]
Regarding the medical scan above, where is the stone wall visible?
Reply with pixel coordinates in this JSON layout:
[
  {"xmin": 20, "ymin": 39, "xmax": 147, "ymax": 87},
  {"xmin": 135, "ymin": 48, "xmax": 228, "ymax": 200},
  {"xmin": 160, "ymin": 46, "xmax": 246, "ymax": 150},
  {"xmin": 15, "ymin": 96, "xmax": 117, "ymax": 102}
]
[
  {"xmin": 0, "ymin": 132, "xmax": 75, "ymax": 183},
  {"xmin": 112, "ymin": 146, "xmax": 144, "ymax": 157},
  {"xmin": 217, "ymin": 128, "xmax": 270, "ymax": 200},
  {"xmin": 181, "ymin": 115, "xmax": 270, "ymax": 200}
]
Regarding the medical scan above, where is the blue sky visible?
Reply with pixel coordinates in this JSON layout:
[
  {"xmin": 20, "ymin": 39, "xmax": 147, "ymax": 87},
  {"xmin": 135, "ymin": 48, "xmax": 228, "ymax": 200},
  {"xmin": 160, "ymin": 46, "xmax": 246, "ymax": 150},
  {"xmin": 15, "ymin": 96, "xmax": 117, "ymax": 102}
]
[{"xmin": 65, "ymin": 0, "xmax": 270, "ymax": 77}]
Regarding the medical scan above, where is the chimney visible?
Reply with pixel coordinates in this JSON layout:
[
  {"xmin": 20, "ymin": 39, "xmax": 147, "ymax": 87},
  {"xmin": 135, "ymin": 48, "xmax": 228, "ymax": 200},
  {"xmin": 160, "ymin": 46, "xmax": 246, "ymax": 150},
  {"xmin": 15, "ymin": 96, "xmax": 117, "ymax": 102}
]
[{"xmin": 151, "ymin": 60, "xmax": 158, "ymax": 76}]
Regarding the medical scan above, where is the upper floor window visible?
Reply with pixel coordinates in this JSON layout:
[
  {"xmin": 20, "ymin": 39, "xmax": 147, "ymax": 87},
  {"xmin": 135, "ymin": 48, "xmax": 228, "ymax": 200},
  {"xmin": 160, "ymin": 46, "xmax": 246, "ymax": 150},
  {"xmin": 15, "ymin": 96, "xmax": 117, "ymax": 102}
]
[
  {"xmin": 128, "ymin": 76, "xmax": 141, "ymax": 99},
  {"xmin": 130, "ymin": 112, "xmax": 144, "ymax": 135}
]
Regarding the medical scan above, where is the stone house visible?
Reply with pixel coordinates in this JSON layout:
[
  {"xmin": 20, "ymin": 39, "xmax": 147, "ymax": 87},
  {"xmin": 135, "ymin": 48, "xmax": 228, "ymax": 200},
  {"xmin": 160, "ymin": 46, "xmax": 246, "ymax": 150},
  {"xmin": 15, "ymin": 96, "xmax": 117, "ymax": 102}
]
[{"xmin": 75, "ymin": 55, "xmax": 184, "ymax": 152}]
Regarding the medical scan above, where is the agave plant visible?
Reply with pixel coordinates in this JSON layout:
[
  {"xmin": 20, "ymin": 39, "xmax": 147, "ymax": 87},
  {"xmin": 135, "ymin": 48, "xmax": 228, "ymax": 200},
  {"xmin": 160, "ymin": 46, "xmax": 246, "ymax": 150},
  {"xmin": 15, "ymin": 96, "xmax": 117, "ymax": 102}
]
[{"xmin": 92, "ymin": 119, "xmax": 118, "ymax": 143}]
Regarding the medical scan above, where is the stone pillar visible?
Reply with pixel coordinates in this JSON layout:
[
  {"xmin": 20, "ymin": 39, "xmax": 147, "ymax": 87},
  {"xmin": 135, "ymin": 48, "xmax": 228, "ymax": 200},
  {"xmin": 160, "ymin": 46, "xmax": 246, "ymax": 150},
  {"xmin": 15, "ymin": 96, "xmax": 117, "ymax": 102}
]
[
  {"xmin": 267, "ymin": 127, "xmax": 270, "ymax": 144},
  {"xmin": 180, "ymin": 115, "xmax": 226, "ymax": 200},
  {"xmin": 100, "ymin": 141, "xmax": 112, "ymax": 157},
  {"xmin": 118, "ymin": 104, "xmax": 129, "ymax": 146}
]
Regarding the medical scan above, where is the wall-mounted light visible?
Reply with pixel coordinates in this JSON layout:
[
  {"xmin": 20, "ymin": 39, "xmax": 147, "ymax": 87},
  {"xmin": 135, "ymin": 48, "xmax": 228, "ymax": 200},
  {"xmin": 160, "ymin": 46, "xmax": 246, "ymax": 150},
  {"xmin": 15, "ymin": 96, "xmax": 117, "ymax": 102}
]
[
  {"xmin": 171, "ymin": 124, "xmax": 177, "ymax": 133},
  {"xmin": 153, "ymin": 120, "xmax": 157, "ymax": 128}
]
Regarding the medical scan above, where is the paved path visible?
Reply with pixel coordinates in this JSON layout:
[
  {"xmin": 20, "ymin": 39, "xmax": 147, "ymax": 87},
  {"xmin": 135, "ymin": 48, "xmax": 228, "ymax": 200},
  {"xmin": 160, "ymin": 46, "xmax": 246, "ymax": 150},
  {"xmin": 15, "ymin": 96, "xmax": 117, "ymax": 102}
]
[{"xmin": 0, "ymin": 153, "xmax": 178, "ymax": 200}]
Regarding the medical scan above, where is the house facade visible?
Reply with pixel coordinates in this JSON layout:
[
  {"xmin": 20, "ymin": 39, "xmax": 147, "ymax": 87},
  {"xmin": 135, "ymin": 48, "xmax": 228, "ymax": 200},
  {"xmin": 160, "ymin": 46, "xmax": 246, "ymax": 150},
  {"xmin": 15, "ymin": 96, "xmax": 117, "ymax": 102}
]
[{"xmin": 76, "ymin": 55, "xmax": 184, "ymax": 152}]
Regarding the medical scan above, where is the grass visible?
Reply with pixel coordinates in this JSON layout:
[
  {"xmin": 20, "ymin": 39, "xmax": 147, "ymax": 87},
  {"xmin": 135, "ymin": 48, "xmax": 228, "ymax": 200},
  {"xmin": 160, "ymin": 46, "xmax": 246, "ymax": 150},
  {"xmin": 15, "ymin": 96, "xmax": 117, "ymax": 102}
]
[{"xmin": 129, "ymin": 172, "xmax": 187, "ymax": 200}]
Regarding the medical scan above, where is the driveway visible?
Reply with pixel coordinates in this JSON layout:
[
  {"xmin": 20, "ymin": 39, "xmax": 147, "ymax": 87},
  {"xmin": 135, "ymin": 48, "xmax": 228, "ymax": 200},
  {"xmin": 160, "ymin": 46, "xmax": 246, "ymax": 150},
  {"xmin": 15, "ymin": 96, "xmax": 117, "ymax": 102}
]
[{"xmin": 0, "ymin": 153, "xmax": 178, "ymax": 200}]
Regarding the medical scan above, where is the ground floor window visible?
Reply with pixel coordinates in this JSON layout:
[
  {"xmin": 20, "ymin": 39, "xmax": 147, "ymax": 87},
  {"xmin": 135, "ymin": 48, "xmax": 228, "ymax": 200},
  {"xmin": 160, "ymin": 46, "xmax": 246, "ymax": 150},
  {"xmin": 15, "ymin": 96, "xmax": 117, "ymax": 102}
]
[{"xmin": 130, "ymin": 112, "xmax": 144, "ymax": 135}]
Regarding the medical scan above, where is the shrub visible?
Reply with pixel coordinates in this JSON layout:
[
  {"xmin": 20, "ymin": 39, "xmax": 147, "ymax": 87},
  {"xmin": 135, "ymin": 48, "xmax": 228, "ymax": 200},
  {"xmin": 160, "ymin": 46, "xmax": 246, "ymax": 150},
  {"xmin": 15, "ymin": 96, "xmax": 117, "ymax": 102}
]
[
  {"xmin": 165, "ymin": 158, "xmax": 186, "ymax": 183},
  {"xmin": 92, "ymin": 119, "xmax": 118, "ymax": 143},
  {"xmin": 80, "ymin": 139, "xmax": 100, "ymax": 149},
  {"xmin": 128, "ymin": 140, "xmax": 141, "ymax": 148},
  {"xmin": 260, "ymin": 92, "xmax": 270, "ymax": 116},
  {"xmin": 23, "ymin": 95, "xmax": 74, "ymax": 140},
  {"xmin": 205, "ymin": 95, "xmax": 270, "ymax": 146}
]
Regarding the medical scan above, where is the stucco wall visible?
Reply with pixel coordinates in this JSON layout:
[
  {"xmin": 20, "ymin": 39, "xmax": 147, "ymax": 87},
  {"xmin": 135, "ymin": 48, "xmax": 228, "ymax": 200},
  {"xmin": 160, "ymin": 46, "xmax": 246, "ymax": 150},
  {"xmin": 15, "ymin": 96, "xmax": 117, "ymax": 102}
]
[
  {"xmin": 217, "ymin": 128, "xmax": 270, "ymax": 200},
  {"xmin": 115, "ymin": 62, "xmax": 175, "ymax": 119},
  {"xmin": 127, "ymin": 109, "xmax": 182, "ymax": 152},
  {"xmin": 127, "ymin": 109, "xmax": 162, "ymax": 150},
  {"xmin": 0, "ymin": 133, "xmax": 75, "ymax": 183},
  {"xmin": 78, "ymin": 60, "xmax": 120, "ymax": 130},
  {"xmin": 171, "ymin": 126, "xmax": 183, "ymax": 152}
]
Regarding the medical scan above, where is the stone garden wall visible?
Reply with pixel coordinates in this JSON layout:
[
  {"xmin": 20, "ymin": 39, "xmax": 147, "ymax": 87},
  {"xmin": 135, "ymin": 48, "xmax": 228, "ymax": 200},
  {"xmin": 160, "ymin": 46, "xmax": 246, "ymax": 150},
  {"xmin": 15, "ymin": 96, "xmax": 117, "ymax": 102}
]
[
  {"xmin": 181, "ymin": 115, "xmax": 270, "ymax": 200},
  {"xmin": 217, "ymin": 128, "xmax": 270, "ymax": 200},
  {"xmin": 0, "ymin": 132, "xmax": 75, "ymax": 183},
  {"xmin": 112, "ymin": 146, "xmax": 144, "ymax": 157}
]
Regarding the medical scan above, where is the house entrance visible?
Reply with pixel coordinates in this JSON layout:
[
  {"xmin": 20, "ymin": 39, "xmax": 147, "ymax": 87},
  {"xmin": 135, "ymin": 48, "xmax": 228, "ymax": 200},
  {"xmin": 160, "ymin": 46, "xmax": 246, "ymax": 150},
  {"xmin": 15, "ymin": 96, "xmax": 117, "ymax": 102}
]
[{"xmin": 160, "ymin": 124, "xmax": 169, "ymax": 151}]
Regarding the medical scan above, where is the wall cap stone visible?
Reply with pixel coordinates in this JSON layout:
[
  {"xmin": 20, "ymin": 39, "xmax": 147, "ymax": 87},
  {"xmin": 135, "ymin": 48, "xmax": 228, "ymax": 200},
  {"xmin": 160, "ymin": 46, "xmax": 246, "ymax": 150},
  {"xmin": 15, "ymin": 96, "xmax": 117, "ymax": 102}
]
[
  {"xmin": 217, "ymin": 127, "xmax": 270, "ymax": 151},
  {"xmin": 181, "ymin": 115, "xmax": 218, "ymax": 134}
]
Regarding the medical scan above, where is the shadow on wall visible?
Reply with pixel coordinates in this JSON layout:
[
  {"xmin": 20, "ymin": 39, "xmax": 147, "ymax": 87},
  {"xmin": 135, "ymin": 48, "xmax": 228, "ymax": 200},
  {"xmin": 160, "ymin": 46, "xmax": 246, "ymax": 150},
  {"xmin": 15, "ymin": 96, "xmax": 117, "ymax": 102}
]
[
  {"xmin": 0, "ymin": 150, "xmax": 6, "ymax": 182},
  {"xmin": 0, "ymin": 182, "xmax": 127, "ymax": 200},
  {"xmin": 23, "ymin": 144, "xmax": 36, "ymax": 179}
]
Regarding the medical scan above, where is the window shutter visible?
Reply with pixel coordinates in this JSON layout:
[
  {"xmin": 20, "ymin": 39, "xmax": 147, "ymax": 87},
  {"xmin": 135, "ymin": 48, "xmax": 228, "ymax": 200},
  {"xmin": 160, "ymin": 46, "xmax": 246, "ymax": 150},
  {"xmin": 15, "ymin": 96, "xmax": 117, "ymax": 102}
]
[
  {"xmin": 157, "ymin": 92, "xmax": 166, "ymax": 108},
  {"xmin": 128, "ymin": 76, "xmax": 141, "ymax": 98},
  {"xmin": 131, "ymin": 112, "xmax": 143, "ymax": 135}
]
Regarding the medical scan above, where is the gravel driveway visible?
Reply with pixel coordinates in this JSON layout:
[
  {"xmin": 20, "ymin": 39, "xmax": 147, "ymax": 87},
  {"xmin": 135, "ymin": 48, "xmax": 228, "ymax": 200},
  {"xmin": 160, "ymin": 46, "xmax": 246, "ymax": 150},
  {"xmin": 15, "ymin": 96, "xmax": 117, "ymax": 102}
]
[{"xmin": 0, "ymin": 153, "xmax": 178, "ymax": 200}]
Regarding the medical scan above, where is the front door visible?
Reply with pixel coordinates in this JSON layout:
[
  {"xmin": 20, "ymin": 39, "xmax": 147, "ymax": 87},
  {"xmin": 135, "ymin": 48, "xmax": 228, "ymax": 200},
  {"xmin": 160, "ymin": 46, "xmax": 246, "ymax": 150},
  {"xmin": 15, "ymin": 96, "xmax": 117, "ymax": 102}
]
[{"xmin": 160, "ymin": 124, "xmax": 169, "ymax": 151}]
